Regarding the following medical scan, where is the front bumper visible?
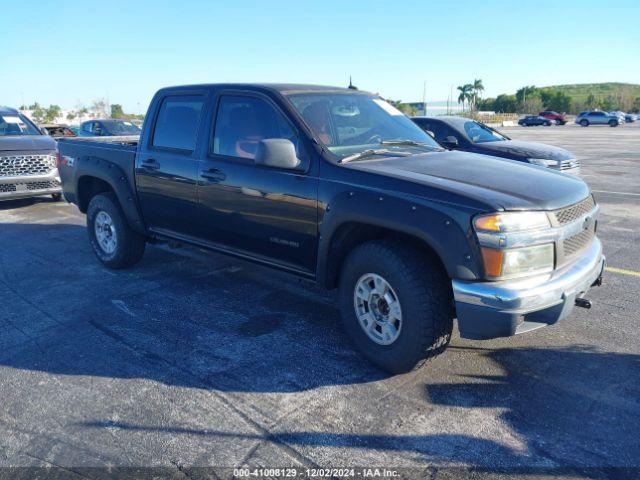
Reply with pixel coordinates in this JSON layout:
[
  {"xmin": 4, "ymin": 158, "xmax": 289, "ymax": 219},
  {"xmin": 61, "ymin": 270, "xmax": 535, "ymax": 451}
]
[
  {"xmin": 452, "ymin": 238, "xmax": 604, "ymax": 339},
  {"xmin": 0, "ymin": 169, "xmax": 62, "ymax": 201}
]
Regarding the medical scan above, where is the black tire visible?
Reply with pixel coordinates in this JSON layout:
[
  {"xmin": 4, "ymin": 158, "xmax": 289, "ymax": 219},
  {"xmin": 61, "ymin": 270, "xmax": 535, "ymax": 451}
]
[
  {"xmin": 580, "ymin": 119, "xmax": 589, "ymax": 127},
  {"xmin": 338, "ymin": 240, "xmax": 453, "ymax": 374},
  {"xmin": 87, "ymin": 192, "xmax": 146, "ymax": 269},
  {"xmin": 609, "ymin": 119, "xmax": 618, "ymax": 127},
  {"xmin": 544, "ymin": 121, "xmax": 551, "ymax": 126},
  {"xmin": 51, "ymin": 193, "xmax": 62, "ymax": 201}
]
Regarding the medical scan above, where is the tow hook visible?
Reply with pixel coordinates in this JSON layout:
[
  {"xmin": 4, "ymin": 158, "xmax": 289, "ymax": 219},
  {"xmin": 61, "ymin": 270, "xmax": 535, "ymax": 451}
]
[{"xmin": 575, "ymin": 297, "xmax": 592, "ymax": 309}]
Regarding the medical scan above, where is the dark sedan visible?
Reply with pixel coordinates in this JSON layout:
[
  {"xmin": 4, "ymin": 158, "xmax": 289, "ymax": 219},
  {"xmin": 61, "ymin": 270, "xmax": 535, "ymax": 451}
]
[
  {"xmin": 78, "ymin": 119, "xmax": 142, "ymax": 137},
  {"xmin": 518, "ymin": 115, "xmax": 552, "ymax": 126},
  {"xmin": 411, "ymin": 116, "xmax": 580, "ymax": 175}
]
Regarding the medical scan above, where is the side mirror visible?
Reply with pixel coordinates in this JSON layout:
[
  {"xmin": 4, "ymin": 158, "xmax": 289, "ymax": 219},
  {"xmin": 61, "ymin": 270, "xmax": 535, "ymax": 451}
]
[
  {"xmin": 254, "ymin": 139, "xmax": 301, "ymax": 170},
  {"xmin": 442, "ymin": 135, "xmax": 459, "ymax": 149}
]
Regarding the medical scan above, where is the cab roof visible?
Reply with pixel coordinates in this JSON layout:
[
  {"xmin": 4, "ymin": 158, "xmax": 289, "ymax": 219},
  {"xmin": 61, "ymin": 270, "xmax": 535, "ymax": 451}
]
[
  {"xmin": 0, "ymin": 106, "xmax": 20, "ymax": 115},
  {"xmin": 156, "ymin": 83, "xmax": 373, "ymax": 96}
]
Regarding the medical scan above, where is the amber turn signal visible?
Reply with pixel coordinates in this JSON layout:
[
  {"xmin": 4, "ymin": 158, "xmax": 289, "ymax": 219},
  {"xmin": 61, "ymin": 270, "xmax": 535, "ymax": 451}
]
[{"xmin": 480, "ymin": 247, "xmax": 504, "ymax": 278}]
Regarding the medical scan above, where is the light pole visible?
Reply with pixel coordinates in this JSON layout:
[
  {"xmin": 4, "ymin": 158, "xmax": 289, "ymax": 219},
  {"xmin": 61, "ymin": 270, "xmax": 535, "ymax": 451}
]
[{"xmin": 422, "ymin": 81, "xmax": 427, "ymax": 116}]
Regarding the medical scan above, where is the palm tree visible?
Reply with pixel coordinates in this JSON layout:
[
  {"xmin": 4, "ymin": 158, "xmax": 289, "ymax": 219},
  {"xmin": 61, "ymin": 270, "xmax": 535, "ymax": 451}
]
[
  {"xmin": 471, "ymin": 79, "xmax": 484, "ymax": 111},
  {"xmin": 457, "ymin": 84, "xmax": 473, "ymax": 111}
]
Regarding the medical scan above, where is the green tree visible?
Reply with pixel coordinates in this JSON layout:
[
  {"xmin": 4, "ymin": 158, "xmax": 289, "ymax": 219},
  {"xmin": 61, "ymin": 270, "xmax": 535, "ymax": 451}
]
[
  {"xmin": 387, "ymin": 100, "xmax": 417, "ymax": 116},
  {"xmin": 44, "ymin": 105, "xmax": 61, "ymax": 123},
  {"xmin": 28, "ymin": 102, "xmax": 46, "ymax": 123},
  {"xmin": 457, "ymin": 84, "xmax": 473, "ymax": 111},
  {"xmin": 515, "ymin": 86, "xmax": 537, "ymax": 104},
  {"xmin": 471, "ymin": 79, "xmax": 484, "ymax": 111},
  {"xmin": 111, "ymin": 104, "xmax": 124, "ymax": 118},
  {"xmin": 493, "ymin": 94, "xmax": 517, "ymax": 113},
  {"xmin": 477, "ymin": 97, "xmax": 496, "ymax": 111}
]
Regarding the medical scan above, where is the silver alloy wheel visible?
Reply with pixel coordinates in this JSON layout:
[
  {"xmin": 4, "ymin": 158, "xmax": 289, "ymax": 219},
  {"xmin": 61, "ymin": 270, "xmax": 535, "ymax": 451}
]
[
  {"xmin": 94, "ymin": 211, "xmax": 117, "ymax": 254},
  {"xmin": 353, "ymin": 273, "xmax": 403, "ymax": 345}
]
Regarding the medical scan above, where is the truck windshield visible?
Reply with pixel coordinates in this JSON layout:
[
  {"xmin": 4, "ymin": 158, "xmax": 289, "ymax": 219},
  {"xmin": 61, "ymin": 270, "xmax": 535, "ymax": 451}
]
[
  {"xmin": 0, "ymin": 113, "xmax": 41, "ymax": 136},
  {"xmin": 286, "ymin": 92, "xmax": 440, "ymax": 159},
  {"xmin": 102, "ymin": 120, "xmax": 142, "ymax": 135}
]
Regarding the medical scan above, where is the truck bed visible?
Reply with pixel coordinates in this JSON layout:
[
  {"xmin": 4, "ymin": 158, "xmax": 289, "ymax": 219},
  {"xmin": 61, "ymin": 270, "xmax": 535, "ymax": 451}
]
[{"xmin": 57, "ymin": 136, "xmax": 139, "ymax": 209}]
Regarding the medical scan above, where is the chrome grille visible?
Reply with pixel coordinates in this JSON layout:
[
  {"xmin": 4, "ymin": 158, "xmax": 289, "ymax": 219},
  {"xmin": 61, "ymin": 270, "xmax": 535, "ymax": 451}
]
[
  {"xmin": 560, "ymin": 158, "xmax": 581, "ymax": 171},
  {"xmin": 0, "ymin": 154, "xmax": 56, "ymax": 177},
  {"xmin": 0, "ymin": 180, "xmax": 60, "ymax": 193},
  {"xmin": 563, "ymin": 228, "xmax": 595, "ymax": 258},
  {"xmin": 552, "ymin": 196, "xmax": 596, "ymax": 225}
]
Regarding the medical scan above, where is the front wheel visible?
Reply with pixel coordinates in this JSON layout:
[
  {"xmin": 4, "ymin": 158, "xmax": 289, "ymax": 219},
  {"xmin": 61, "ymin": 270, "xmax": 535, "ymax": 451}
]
[
  {"xmin": 338, "ymin": 240, "xmax": 453, "ymax": 373},
  {"xmin": 580, "ymin": 119, "xmax": 589, "ymax": 127},
  {"xmin": 609, "ymin": 119, "xmax": 618, "ymax": 127},
  {"xmin": 87, "ymin": 192, "xmax": 146, "ymax": 269}
]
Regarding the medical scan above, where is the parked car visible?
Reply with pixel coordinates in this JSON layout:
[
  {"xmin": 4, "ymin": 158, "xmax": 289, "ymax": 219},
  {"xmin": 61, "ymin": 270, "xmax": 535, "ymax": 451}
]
[
  {"xmin": 78, "ymin": 119, "xmax": 142, "ymax": 137},
  {"xmin": 40, "ymin": 123, "xmax": 76, "ymax": 139},
  {"xmin": 58, "ymin": 84, "xmax": 604, "ymax": 374},
  {"xmin": 539, "ymin": 110, "xmax": 567, "ymax": 125},
  {"xmin": 518, "ymin": 115, "xmax": 552, "ymax": 126},
  {"xmin": 624, "ymin": 112, "xmax": 637, "ymax": 123},
  {"xmin": 412, "ymin": 116, "xmax": 580, "ymax": 174},
  {"xmin": 575, "ymin": 111, "xmax": 620, "ymax": 127},
  {"xmin": 0, "ymin": 106, "xmax": 62, "ymax": 201},
  {"xmin": 607, "ymin": 111, "xmax": 627, "ymax": 124}
]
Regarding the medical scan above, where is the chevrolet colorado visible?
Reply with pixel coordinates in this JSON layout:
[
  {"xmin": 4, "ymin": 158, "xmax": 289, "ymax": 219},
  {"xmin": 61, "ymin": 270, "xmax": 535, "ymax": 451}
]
[{"xmin": 58, "ymin": 84, "xmax": 604, "ymax": 373}]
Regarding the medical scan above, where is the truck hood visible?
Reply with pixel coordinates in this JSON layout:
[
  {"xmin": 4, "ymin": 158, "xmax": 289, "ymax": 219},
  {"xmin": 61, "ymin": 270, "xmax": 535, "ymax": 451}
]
[
  {"xmin": 477, "ymin": 139, "xmax": 574, "ymax": 161},
  {"xmin": 345, "ymin": 150, "xmax": 589, "ymax": 211},
  {"xmin": 0, "ymin": 135, "xmax": 57, "ymax": 152}
]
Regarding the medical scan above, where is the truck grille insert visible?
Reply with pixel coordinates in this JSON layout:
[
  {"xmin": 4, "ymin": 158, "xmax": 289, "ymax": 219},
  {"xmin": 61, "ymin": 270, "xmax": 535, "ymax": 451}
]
[
  {"xmin": 560, "ymin": 159, "xmax": 581, "ymax": 171},
  {"xmin": 0, "ymin": 180, "xmax": 60, "ymax": 193},
  {"xmin": 0, "ymin": 154, "xmax": 56, "ymax": 177},
  {"xmin": 552, "ymin": 196, "xmax": 595, "ymax": 225},
  {"xmin": 563, "ymin": 228, "xmax": 595, "ymax": 257}
]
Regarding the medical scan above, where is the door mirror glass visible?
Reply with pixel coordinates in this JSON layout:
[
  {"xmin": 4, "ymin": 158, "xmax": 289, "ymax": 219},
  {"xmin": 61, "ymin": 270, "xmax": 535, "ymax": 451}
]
[
  {"xmin": 442, "ymin": 135, "xmax": 459, "ymax": 148},
  {"xmin": 254, "ymin": 139, "xmax": 301, "ymax": 170}
]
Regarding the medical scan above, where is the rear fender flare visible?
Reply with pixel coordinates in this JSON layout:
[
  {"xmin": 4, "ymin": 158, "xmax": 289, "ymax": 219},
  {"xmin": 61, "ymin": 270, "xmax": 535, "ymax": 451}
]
[{"xmin": 76, "ymin": 158, "xmax": 146, "ymax": 235}]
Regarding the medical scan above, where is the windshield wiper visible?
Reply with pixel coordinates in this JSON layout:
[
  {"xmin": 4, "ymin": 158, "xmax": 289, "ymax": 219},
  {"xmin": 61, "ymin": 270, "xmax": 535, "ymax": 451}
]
[
  {"xmin": 340, "ymin": 149, "xmax": 412, "ymax": 164},
  {"xmin": 380, "ymin": 139, "xmax": 443, "ymax": 150}
]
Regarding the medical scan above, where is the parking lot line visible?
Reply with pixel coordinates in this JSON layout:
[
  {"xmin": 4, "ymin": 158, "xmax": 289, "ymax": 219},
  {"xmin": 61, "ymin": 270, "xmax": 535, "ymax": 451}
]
[
  {"xmin": 605, "ymin": 266, "xmax": 640, "ymax": 278},
  {"xmin": 592, "ymin": 190, "xmax": 640, "ymax": 197}
]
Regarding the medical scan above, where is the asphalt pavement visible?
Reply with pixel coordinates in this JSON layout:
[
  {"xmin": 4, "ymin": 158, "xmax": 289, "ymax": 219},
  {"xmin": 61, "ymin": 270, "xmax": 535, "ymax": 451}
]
[{"xmin": 0, "ymin": 123, "xmax": 638, "ymax": 479}]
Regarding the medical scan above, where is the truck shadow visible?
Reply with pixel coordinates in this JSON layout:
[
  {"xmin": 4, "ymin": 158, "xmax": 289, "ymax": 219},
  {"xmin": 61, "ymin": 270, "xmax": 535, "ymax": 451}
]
[{"xmin": 74, "ymin": 345, "xmax": 639, "ymax": 472}]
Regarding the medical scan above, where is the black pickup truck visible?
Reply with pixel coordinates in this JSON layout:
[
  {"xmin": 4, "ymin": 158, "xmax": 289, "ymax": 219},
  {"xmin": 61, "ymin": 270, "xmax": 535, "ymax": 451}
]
[{"xmin": 58, "ymin": 84, "xmax": 604, "ymax": 373}]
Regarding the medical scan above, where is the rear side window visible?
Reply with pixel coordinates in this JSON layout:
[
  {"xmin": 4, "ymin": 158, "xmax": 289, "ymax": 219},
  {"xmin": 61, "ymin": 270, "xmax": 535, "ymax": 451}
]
[
  {"xmin": 152, "ymin": 95, "xmax": 204, "ymax": 151},
  {"xmin": 211, "ymin": 95, "xmax": 297, "ymax": 160}
]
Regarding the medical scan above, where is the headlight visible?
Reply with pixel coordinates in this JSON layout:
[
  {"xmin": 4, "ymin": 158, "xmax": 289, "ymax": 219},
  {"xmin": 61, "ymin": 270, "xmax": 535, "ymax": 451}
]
[
  {"xmin": 474, "ymin": 211, "xmax": 550, "ymax": 233},
  {"xmin": 528, "ymin": 158, "xmax": 560, "ymax": 168},
  {"xmin": 480, "ymin": 244, "xmax": 554, "ymax": 279}
]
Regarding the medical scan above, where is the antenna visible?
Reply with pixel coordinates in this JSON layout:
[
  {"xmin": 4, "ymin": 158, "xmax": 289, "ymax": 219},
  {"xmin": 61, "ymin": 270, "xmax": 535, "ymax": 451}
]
[{"xmin": 348, "ymin": 76, "xmax": 358, "ymax": 90}]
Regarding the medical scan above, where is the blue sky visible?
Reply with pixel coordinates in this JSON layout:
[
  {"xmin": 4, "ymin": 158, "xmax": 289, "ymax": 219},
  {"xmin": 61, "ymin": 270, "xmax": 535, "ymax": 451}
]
[{"xmin": 1, "ymin": 0, "xmax": 638, "ymax": 113}]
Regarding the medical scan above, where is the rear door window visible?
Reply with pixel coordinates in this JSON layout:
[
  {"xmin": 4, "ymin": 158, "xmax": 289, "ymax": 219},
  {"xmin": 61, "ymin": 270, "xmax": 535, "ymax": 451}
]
[{"xmin": 152, "ymin": 95, "xmax": 204, "ymax": 152}]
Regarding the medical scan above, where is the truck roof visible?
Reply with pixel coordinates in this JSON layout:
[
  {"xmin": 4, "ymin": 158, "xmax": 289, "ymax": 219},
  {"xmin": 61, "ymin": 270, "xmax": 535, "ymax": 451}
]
[
  {"xmin": 0, "ymin": 106, "xmax": 20, "ymax": 115},
  {"xmin": 156, "ymin": 83, "xmax": 372, "ymax": 96}
]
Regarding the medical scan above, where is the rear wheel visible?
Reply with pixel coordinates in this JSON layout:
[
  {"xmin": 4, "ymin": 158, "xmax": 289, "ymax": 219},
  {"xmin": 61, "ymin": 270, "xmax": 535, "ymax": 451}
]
[
  {"xmin": 338, "ymin": 240, "xmax": 453, "ymax": 373},
  {"xmin": 580, "ymin": 119, "xmax": 589, "ymax": 127},
  {"xmin": 87, "ymin": 192, "xmax": 146, "ymax": 269},
  {"xmin": 609, "ymin": 119, "xmax": 618, "ymax": 127}
]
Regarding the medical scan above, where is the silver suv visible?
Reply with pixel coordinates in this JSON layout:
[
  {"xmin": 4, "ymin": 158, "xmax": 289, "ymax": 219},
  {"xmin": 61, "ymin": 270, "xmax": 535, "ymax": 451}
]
[
  {"xmin": 0, "ymin": 106, "xmax": 62, "ymax": 201},
  {"xmin": 576, "ymin": 110, "xmax": 621, "ymax": 127}
]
